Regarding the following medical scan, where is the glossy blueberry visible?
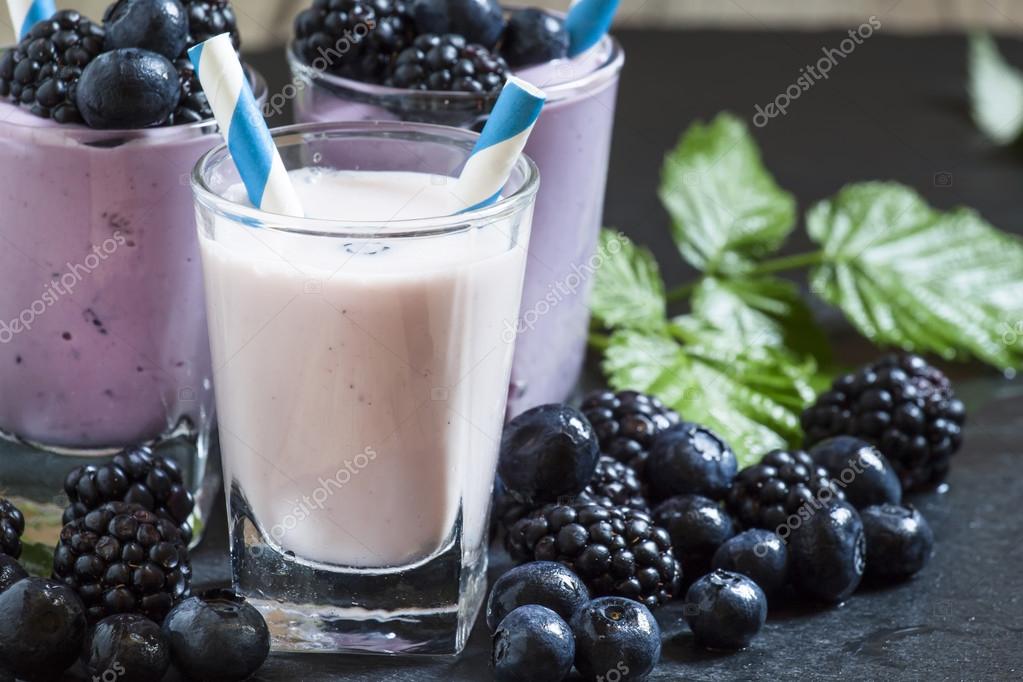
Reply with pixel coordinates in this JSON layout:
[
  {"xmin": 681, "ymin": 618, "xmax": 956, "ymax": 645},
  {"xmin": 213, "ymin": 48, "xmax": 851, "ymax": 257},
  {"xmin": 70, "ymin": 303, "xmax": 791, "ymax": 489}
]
[
  {"xmin": 410, "ymin": 0, "xmax": 505, "ymax": 48},
  {"xmin": 0, "ymin": 578, "xmax": 86, "ymax": 681},
  {"xmin": 86, "ymin": 614, "xmax": 170, "ymax": 682},
  {"xmin": 787, "ymin": 499, "xmax": 866, "ymax": 603},
  {"xmin": 486, "ymin": 561, "xmax": 590, "ymax": 632},
  {"xmin": 499, "ymin": 404, "xmax": 601, "ymax": 505},
  {"xmin": 652, "ymin": 494, "xmax": 734, "ymax": 579},
  {"xmin": 0, "ymin": 555, "xmax": 26, "ymax": 594},
  {"xmin": 860, "ymin": 504, "xmax": 934, "ymax": 581},
  {"xmin": 76, "ymin": 48, "xmax": 180, "ymax": 129},
  {"xmin": 571, "ymin": 597, "xmax": 661, "ymax": 682},
  {"xmin": 162, "ymin": 589, "xmax": 270, "ymax": 682},
  {"xmin": 810, "ymin": 436, "xmax": 902, "ymax": 509},
  {"xmin": 492, "ymin": 605, "xmax": 574, "ymax": 682},
  {"xmin": 646, "ymin": 422, "xmax": 738, "ymax": 501},
  {"xmin": 711, "ymin": 529, "xmax": 789, "ymax": 598},
  {"xmin": 104, "ymin": 0, "xmax": 189, "ymax": 59},
  {"xmin": 684, "ymin": 569, "xmax": 767, "ymax": 650},
  {"xmin": 500, "ymin": 8, "xmax": 569, "ymax": 68}
]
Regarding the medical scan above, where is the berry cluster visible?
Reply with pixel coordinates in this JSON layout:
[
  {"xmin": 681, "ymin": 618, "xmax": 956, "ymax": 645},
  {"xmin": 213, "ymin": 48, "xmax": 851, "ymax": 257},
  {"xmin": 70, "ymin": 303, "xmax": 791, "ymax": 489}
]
[{"xmin": 0, "ymin": 0, "xmax": 242, "ymax": 128}]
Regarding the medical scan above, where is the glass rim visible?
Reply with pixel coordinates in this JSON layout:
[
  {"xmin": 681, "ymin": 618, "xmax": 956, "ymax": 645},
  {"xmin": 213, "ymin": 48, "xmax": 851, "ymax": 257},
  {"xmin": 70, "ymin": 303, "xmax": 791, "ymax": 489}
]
[
  {"xmin": 0, "ymin": 60, "xmax": 267, "ymax": 143},
  {"xmin": 285, "ymin": 33, "xmax": 624, "ymax": 105},
  {"xmin": 190, "ymin": 120, "xmax": 541, "ymax": 239}
]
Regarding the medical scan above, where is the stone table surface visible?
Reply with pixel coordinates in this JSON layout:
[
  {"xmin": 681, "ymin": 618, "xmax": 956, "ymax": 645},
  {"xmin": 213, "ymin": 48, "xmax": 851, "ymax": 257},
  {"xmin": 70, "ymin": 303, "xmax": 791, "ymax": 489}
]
[{"xmin": 188, "ymin": 26, "xmax": 1023, "ymax": 681}]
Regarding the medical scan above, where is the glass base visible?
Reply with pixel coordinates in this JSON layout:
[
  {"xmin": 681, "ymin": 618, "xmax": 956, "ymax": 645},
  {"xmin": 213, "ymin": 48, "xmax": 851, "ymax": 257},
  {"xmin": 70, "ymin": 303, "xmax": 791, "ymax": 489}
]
[
  {"xmin": 230, "ymin": 486, "xmax": 486, "ymax": 655},
  {"xmin": 0, "ymin": 418, "xmax": 219, "ymax": 549}
]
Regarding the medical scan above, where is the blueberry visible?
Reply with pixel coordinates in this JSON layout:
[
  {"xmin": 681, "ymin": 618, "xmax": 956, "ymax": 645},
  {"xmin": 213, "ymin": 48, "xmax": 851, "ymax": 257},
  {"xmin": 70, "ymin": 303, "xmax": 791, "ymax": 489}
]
[
  {"xmin": 787, "ymin": 499, "xmax": 866, "ymax": 603},
  {"xmin": 571, "ymin": 597, "xmax": 661, "ymax": 682},
  {"xmin": 0, "ymin": 578, "xmax": 87, "ymax": 681},
  {"xmin": 487, "ymin": 561, "xmax": 590, "ymax": 632},
  {"xmin": 652, "ymin": 494, "xmax": 734, "ymax": 579},
  {"xmin": 711, "ymin": 529, "xmax": 789, "ymax": 598},
  {"xmin": 860, "ymin": 504, "xmax": 934, "ymax": 581},
  {"xmin": 809, "ymin": 436, "xmax": 902, "ymax": 509},
  {"xmin": 500, "ymin": 9, "xmax": 569, "ymax": 68},
  {"xmin": 410, "ymin": 0, "xmax": 505, "ymax": 49},
  {"xmin": 0, "ymin": 556, "xmax": 27, "ymax": 594},
  {"xmin": 499, "ymin": 404, "xmax": 601, "ymax": 505},
  {"xmin": 684, "ymin": 569, "xmax": 767, "ymax": 650},
  {"xmin": 162, "ymin": 589, "xmax": 270, "ymax": 682},
  {"xmin": 86, "ymin": 614, "xmax": 170, "ymax": 682},
  {"xmin": 76, "ymin": 48, "xmax": 180, "ymax": 129},
  {"xmin": 104, "ymin": 0, "xmax": 189, "ymax": 59},
  {"xmin": 646, "ymin": 422, "xmax": 737, "ymax": 501},
  {"xmin": 492, "ymin": 605, "xmax": 574, "ymax": 682}
]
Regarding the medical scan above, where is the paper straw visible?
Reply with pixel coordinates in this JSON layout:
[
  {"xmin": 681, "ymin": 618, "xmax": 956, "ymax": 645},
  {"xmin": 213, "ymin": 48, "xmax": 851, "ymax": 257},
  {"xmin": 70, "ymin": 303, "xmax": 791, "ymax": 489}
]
[
  {"xmin": 565, "ymin": 0, "xmax": 620, "ymax": 57},
  {"xmin": 7, "ymin": 0, "xmax": 56, "ymax": 40},
  {"xmin": 455, "ymin": 76, "xmax": 546, "ymax": 212},
  {"xmin": 189, "ymin": 34, "xmax": 304, "ymax": 217}
]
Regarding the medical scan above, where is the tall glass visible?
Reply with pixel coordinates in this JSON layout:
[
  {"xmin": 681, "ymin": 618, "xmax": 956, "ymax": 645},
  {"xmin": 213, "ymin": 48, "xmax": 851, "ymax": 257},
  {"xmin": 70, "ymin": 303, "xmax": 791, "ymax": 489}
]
[
  {"xmin": 192, "ymin": 121, "xmax": 538, "ymax": 655},
  {"xmin": 286, "ymin": 34, "xmax": 624, "ymax": 417},
  {"xmin": 0, "ymin": 67, "xmax": 266, "ymax": 546}
]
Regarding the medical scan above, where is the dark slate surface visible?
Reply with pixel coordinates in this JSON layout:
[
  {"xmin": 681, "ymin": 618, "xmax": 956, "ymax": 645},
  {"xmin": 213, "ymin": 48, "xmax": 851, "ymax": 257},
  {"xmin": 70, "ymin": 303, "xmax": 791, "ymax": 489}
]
[{"xmin": 184, "ymin": 28, "xmax": 1023, "ymax": 681}]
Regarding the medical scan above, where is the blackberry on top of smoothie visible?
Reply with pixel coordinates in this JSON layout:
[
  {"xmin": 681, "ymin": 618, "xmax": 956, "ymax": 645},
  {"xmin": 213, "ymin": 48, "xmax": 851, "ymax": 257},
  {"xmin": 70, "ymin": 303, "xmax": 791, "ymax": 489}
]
[{"xmin": 0, "ymin": 0, "xmax": 241, "ymax": 127}]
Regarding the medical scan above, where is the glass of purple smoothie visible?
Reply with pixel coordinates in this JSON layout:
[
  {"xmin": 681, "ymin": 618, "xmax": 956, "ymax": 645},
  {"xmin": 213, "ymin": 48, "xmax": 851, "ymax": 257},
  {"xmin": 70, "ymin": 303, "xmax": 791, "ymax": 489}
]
[
  {"xmin": 0, "ymin": 51, "xmax": 266, "ymax": 546},
  {"xmin": 285, "ymin": 9, "xmax": 624, "ymax": 418}
]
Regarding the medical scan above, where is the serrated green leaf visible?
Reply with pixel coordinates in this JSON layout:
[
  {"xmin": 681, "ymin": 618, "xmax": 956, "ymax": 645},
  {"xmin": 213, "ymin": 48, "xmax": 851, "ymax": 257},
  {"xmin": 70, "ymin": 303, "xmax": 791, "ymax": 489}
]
[
  {"xmin": 807, "ymin": 182, "xmax": 1023, "ymax": 370},
  {"xmin": 691, "ymin": 276, "xmax": 831, "ymax": 364},
  {"xmin": 590, "ymin": 229, "xmax": 666, "ymax": 331},
  {"xmin": 968, "ymin": 33, "xmax": 1023, "ymax": 145},
  {"xmin": 602, "ymin": 328, "xmax": 811, "ymax": 466},
  {"xmin": 659, "ymin": 112, "xmax": 796, "ymax": 275}
]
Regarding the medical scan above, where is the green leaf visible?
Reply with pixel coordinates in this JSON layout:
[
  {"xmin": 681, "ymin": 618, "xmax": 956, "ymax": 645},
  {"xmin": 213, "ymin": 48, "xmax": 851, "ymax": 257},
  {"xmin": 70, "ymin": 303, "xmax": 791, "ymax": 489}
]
[
  {"xmin": 590, "ymin": 229, "xmax": 666, "ymax": 331},
  {"xmin": 602, "ymin": 327, "xmax": 814, "ymax": 466},
  {"xmin": 19, "ymin": 542, "xmax": 53, "ymax": 577},
  {"xmin": 659, "ymin": 112, "xmax": 797, "ymax": 275},
  {"xmin": 691, "ymin": 276, "xmax": 831, "ymax": 364},
  {"xmin": 807, "ymin": 182, "xmax": 1023, "ymax": 370},
  {"xmin": 968, "ymin": 33, "xmax": 1023, "ymax": 146}
]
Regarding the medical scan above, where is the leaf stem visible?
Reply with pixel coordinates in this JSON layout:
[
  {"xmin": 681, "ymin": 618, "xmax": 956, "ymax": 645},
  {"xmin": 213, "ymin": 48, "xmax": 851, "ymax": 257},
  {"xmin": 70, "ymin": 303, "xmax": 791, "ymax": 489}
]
[
  {"xmin": 588, "ymin": 332, "xmax": 611, "ymax": 351},
  {"xmin": 748, "ymin": 250, "xmax": 825, "ymax": 275}
]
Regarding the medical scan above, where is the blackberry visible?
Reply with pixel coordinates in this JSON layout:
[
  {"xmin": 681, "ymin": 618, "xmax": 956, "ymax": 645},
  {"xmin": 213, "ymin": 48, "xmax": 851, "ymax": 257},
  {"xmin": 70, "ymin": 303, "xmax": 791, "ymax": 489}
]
[
  {"xmin": 63, "ymin": 446, "xmax": 195, "ymax": 545},
  {"xmin": 579, "ymin": 456, "xmax": 648, "ymax": 511},
  {"xmin": 0, "ymin": 10, "xmax": 105, "ymax": 123},
  {"xmin": 52, "ymin": 501, "xmax": 191, "ymax": 623},
  {"xmin": 167, "ymin": 56, "xmax": 212, "ymax": 125},
  {"xmin": 0, "ymin": 499, "xmax": 25, "ymax": 559},
  {"xmin": 726, "ymin": 449, "xmax": 845, "ymax": 532},
  {"xmin": 385, "ymin": 33, "xmax": 507, "ymax": 93},
  {"xmin": 294, "ymin": 0, "xmax": 414, "ymax": 84},
  {"xmin": 182, "ymin": 0, "xmax": 240, "ymax": 49},
  {"xmin": 581, "ymin": 389, "xmax": 681, "ymax": 474},
  {"xmin": 505, "ymin": 501, "xmax": 681, "ymax": 609},
  {"xmin": 802, "ymin": 354, "xmax": 966, "ymax": 492}
]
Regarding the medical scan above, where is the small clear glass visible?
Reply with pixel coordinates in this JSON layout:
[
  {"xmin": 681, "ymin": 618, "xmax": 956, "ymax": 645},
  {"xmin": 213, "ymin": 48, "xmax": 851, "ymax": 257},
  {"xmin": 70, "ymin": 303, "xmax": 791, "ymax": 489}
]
[{"xmin": 191, "ymin": 121, "xmax": 539, "ymax": 655}]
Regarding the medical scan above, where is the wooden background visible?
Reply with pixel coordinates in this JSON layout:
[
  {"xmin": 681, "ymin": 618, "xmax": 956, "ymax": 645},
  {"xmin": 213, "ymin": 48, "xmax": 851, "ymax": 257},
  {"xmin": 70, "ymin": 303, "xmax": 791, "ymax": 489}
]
[{"xmin": 3, "ymin": 0, "xmax": 1023, "ymax": 48}]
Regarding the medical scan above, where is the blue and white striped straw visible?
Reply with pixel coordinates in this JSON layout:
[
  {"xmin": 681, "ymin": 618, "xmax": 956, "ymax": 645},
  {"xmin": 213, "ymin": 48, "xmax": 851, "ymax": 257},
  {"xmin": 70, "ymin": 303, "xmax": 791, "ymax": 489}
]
[
  {"xmin": 455, "ymin": 76, "xmax": 546, "ymax": 212},
  {"xmin": 189, "ymin": 34, "xmax": 304, "ymax": 217},
  {"xmin": 565, "ymin": 0, "xmax": 621, "ymax": 57},
  {"xmin": 6, "ymin": 0, "xmax": 56, "ymax": 40}
]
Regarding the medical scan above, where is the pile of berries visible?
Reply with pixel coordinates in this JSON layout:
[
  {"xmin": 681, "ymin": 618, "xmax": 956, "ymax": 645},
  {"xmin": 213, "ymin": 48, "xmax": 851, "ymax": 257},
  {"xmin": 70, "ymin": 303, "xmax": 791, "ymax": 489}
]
[
  {"xmin": 0, "ymin": 0, "xmax": 244, "ymax": 128},
  {"xmin": 0, "ymin": 444, "xmax": 270, "ymax": 681},
  {"xmin": 491, "ymin": 354, "xmax": 957, "ymax": 678}
]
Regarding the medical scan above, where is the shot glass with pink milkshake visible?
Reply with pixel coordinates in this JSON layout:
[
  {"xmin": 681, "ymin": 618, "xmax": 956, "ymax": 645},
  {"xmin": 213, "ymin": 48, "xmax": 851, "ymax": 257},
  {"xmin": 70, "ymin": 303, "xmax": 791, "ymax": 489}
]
[{"xmin": 286, "ymin": 1, "xmax": 624, "ymax": 417}]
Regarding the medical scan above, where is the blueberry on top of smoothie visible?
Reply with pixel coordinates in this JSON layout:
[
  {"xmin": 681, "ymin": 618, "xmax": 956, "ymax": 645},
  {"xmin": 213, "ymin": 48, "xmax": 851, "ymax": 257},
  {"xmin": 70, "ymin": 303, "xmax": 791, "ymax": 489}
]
[
  {"xmin": 500, "ymin": 8, "xmax": 569, "ymax": 68},
  {"xmin": 76, "ymin": 48, "xmax": 181, "ymax": 129},
  {"xmin": 104, "ymin": 0, "xmax": 190, "ymax": 60},
  {"xmin": 410, "ymin": 0, "xmax": 505, "ymax": 49}
]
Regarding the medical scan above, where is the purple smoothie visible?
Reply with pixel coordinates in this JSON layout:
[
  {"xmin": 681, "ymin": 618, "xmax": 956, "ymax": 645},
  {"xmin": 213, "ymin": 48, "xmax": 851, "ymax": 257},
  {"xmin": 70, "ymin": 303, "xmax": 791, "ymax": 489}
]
[
  {"xmin": 0, "ymin": 101, "xmax": 218, "ymax": 449},
  {"xmin": 286, "ymin": 37, "xmax": 623, "ymax": 417}
]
